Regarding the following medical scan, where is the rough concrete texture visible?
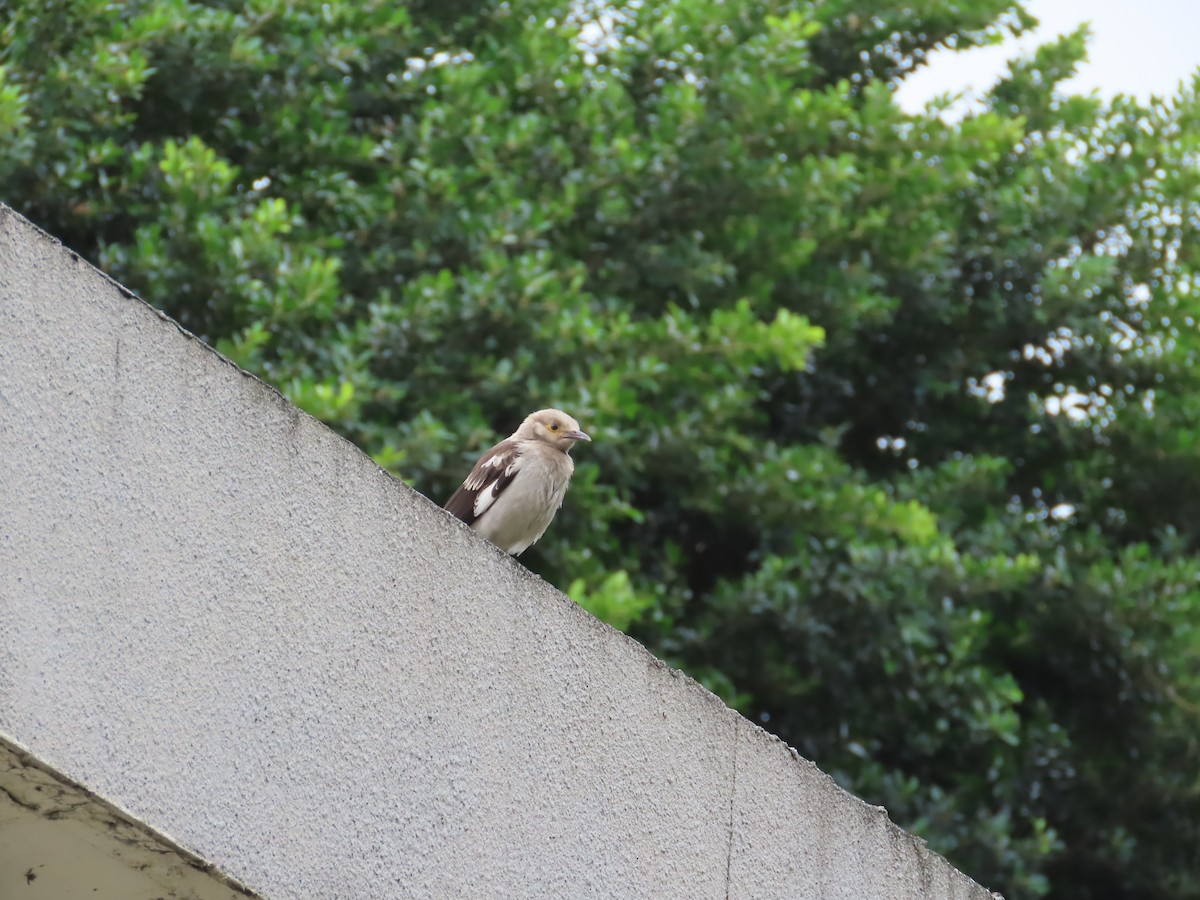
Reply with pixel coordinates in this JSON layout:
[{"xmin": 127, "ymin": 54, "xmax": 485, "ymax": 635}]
[
  {"xmin": 0, "ymin": 736, "xmax": 256, "ymax": 899},
  {"xmin": 0, "ymin": 203, "xmax": 995, "ymax": 899}
]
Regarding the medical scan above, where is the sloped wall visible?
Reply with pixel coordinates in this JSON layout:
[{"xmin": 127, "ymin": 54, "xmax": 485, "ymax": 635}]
[{"xmin": 0, "ymin": 204, "xmax": 992, "ymax": 899}]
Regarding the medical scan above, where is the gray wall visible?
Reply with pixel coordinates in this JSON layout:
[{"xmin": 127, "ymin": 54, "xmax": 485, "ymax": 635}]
[{"xmin": 0, "ymin": 204, "xmax": 993, "ymax": 899}]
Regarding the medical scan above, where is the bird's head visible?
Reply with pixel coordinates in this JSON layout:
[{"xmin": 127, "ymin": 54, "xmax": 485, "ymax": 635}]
[{"xmin": 516, "ymin": 408, "xmax": 591, "ymax": 452}]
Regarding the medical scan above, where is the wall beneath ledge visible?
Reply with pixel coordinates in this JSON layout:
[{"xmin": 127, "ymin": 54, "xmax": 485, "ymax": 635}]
[{"xmin": 0, "ymin": 204, "xmax": 995, "ymax": 899}]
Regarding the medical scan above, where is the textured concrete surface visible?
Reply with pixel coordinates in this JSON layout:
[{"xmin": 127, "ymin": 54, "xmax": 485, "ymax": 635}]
[
  {"xmin": 0, "ymin": 736, "xmax": 255, "ymax": 899},
  {"xmin": 0, "ymin": 203, "xmax": 995, "ymax": 899}
]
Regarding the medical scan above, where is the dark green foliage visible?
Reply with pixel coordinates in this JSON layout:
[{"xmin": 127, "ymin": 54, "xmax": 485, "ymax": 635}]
[{"xmin": 4, "ymin": 2, "xmax": 1199, "ymax": 896}]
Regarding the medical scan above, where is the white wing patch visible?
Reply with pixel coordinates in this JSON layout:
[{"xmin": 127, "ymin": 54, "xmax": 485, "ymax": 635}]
[
  {"xmin": 464, "ymin": 452, "xmax": 507, "ymax": 491},
  {"xmin": 472, "ymin": 457, "xmax": 523, "ymax": 518},
  {"xmin": 473, "ymin": 482, "xmax": 501, "ymax": 517}
]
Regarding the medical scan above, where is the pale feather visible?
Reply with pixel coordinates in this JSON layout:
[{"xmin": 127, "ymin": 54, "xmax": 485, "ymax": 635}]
[{"xmin": 470, "ymin": 442, "xmax": 575, "ymax": 555}]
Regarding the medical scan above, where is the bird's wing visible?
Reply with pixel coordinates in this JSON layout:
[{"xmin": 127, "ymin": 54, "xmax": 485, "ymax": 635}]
[{"xmin": 444, "ymin": 439, "xmax": 524, "ymax": 526}]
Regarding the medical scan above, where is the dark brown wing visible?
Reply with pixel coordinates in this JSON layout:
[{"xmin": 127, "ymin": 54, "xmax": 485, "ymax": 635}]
[{"xmin": 444, "ymin": 438, "xmax": 523, "ymax": 526}]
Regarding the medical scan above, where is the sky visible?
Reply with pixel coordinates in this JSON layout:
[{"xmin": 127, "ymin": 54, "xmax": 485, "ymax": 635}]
[{"xmin": 896, "ymin": 0, "xmax": 1200, "ymax": 112}]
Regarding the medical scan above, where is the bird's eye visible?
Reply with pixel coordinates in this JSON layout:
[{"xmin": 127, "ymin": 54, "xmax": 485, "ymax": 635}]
[{"xmin": 549, "ymin": 422, "xmax": 560, "ymax": 431}]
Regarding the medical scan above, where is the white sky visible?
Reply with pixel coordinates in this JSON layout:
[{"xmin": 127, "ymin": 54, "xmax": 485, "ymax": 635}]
[{"xmin": 896, "ymin": 0, "xmax": 1200, "ymax": 111}]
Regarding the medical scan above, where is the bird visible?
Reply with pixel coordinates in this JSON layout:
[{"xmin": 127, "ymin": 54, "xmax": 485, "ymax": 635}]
[{"xmin": 444, "ymin": 408, "xmax": 591, "ymax": 556}]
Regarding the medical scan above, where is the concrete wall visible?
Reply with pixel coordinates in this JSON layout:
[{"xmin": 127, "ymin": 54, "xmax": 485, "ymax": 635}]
[
  {"xmin": 1, "ymin": 735, "xmax": 252, "ymax": 899},
  {"xmin": 0, "ymin": 203, "xmax": 994, "ymax": 899}
]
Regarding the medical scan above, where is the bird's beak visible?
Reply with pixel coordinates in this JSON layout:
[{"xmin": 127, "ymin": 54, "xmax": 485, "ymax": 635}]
[{"xmin": 564, "ymin": 429, "xmax": 591, "ymax": 442}]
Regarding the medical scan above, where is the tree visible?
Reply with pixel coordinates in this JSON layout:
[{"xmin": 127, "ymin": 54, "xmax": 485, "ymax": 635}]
[{"xmin": 3, "ymin": 1, "xmax": 1199, "ymax": 895}]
